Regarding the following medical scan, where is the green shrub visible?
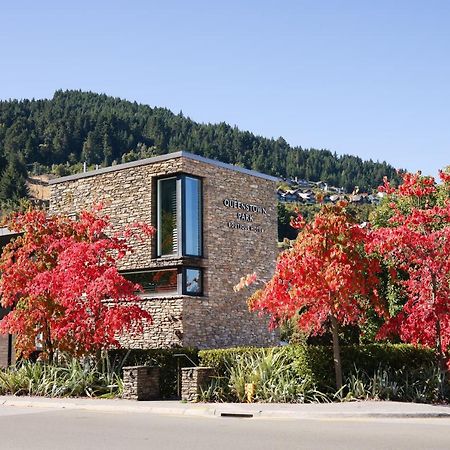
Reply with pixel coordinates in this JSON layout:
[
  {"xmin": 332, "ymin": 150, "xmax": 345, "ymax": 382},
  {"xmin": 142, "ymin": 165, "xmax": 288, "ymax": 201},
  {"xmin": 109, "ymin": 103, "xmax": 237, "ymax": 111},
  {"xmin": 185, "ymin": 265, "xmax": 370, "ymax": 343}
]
[
  {"xmin": 288, "ymin": 343, "xmax": 437, "ymax": 392},
  {"xmin": 342, "ymin": 365, "xmax": 444, "ymax": 403},
  {"xmin": 2, "ymin": 344, "xmax": 437, "ymax": 402},
  {"xmin": 341, "ymin": 343, "xmax": 435, "ymax": 374},
  {"xmin": 0, "ymin": 354, "xmax": 123, "ymax": 398},
  {"xmin": 199, "ymin": 345, "xmax": 331, "ymax": 391},
  {"xmin": 108, "ymin": 348, "xmax": 198, "ymax": 399},
  {"xmin": 227, "ymin": 349, "xmax": 297, "ymax": 402},
  {"xmin": 226, "ymin": 349, "xmax": 328, "ymax": 403},
  {"xmin": 199, "ymin": 343, "xmax": 441, "ymax": 402},
  {"xmin": 199, "ymin": 348, "xmax": 327, "ymax": 403},
  {"xmin": 199, "ymin": 347, "xmax": 264, "ymax": 377}
]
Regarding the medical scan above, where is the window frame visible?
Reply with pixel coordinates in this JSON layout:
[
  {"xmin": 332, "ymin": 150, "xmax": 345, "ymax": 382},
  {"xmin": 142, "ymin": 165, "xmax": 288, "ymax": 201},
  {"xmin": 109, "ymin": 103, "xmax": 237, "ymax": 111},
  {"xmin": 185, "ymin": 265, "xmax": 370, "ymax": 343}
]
[
  {"xmin": 156, "ymin": 176, "xmax": 179, "ymax": 257},
  {"xmin": 156, "ymin": 174, "xmax": 203, "ymax": 258},
  {"xmin": 122, "ymin": 267, "xmax": 203, "ymax": 297},
  {"xmin": 181, "ymin": 267, "xmax": 203, "ymax": 296},
  {"xmin": 123, "ymin": 268, "xmax": 179, "ymax": 296},
  {"xmin": 181, "ymin": 175, "xmax": 203, "ymax": 258}
]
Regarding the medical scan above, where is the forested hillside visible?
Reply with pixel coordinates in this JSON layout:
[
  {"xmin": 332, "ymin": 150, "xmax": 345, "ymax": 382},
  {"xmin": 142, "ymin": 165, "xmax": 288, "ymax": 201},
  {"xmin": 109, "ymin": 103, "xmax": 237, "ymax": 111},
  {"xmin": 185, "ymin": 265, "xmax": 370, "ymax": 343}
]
[{"xmin": 0, "ymin": 90, "xmax": 400, "ymax": 203}]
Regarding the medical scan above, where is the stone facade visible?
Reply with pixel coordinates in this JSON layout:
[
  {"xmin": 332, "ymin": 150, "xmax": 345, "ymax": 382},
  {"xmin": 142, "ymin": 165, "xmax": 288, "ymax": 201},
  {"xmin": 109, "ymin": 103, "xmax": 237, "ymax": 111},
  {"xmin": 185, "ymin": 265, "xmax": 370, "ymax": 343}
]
[
  {"xmin": 0, "ymin": 334, "xmax": 15, "ymax": 368},
  {"xmin": 122, "ymin": 366, "xmax": 160, "ymax": 400},
  {"xmin": 49, "ymin": 151, "xmax": 279, "ymax": 350},
  {"xmin": 0, "ymin": 334, "xmax": 10, "ymax": 368},
  {"xmin": 181, "ymin": 367, "xmax": 215, "ymax": 402},
  {"xmin": 0, "ymin": 308, "xmax": 14, "ymax": 368},
  {"xmin": 0, "ymin": 232, "xmax": 18, "ymax": 368}
]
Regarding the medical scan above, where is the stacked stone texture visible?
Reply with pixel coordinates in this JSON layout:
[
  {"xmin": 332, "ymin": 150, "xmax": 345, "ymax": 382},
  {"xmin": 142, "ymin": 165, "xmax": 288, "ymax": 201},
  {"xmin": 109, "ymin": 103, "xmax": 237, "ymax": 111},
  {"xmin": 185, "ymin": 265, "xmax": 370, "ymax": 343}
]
[
  {"xmin": 181, "ymin": 367, "xmax": 215, "ymax": 402},
  {"xmin": 122, "ymin": 366, "xmax": 160, "ymax": 400},
  {"xmin": 181, "ymin": 157, "xmax": 278, "ymax": 348},
  {"xmin": 49, "ymin": 154, "xmax": 278, "ymax": 349},
  {"xmin": 0, "ymin": 307, "xmax": 14, "ymax": 368},
  {"xmin": 0, "ymin": 334, "xmax": 9, "ymax": 367}
]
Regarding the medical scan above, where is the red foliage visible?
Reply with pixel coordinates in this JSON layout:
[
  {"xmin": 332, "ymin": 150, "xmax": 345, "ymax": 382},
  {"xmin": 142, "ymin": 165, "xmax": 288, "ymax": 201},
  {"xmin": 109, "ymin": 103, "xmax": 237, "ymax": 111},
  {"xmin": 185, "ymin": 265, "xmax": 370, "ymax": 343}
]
[
  {"xmin": 0, "ymin": 208, "xmax": 155, "ymax": 359},
  {"xmin": 378, "ymin": 176, "xmax": 396, "ymax": 195},
  {"xmin": 249, "ymin": 204, "xmax": 384, "ymax": 335},
  {"xmin": 397, "ymin": 172, "xmax": 436, "ymax": 198},
  {"xmin": 379, "ymin": 172, "xmax": 437, "ymax": 199},
  {"xmin": 368, "ymin": 203, "xmax": 450, "ymax": 366},
  {"xmin": 439, "ymin": 170, "xmax": 450, "ymax": 184}
]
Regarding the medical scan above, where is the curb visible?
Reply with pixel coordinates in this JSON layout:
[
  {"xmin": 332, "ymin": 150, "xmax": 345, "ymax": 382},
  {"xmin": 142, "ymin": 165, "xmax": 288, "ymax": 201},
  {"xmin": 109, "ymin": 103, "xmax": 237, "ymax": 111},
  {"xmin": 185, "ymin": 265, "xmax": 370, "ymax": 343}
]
[
  {"xmin": 0, "ymin": 398, "xmax": 214, "ymax": 418},
  {"xmin": 1, "ymin": 397, "xmax": 450, "ymax": 420}
]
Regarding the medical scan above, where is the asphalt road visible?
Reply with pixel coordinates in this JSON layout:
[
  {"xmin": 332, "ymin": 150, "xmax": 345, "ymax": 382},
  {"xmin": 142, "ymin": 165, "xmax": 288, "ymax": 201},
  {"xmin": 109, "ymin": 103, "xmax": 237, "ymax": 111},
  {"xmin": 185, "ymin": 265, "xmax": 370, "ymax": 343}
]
[{"xmin": 1, "ymin": 406, "xmax": 450, "ymax": 450}]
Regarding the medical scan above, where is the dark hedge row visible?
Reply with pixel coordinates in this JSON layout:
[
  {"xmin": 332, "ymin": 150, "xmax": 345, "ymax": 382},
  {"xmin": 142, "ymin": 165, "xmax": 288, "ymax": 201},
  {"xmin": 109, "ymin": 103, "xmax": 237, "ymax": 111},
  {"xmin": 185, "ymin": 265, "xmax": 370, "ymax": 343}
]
[
  {"xmin": 109, "ymin": 344, "xmax": 437, "ymax": 399},
  {"xmin": 199, "ymin": 344, "xmax": 436, "ymax": 392}
]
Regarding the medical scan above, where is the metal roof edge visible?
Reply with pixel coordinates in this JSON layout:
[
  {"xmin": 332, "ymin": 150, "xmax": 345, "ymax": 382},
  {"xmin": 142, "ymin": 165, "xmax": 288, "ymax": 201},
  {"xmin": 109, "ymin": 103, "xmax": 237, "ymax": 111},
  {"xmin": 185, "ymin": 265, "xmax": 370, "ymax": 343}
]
[
  {"xmin": 48, "ymin": 151, "xmax": 280, "ymax": 185},
  {"xmin": 181, "ymin": 152, "xmax": 280, "ymax": 182}
]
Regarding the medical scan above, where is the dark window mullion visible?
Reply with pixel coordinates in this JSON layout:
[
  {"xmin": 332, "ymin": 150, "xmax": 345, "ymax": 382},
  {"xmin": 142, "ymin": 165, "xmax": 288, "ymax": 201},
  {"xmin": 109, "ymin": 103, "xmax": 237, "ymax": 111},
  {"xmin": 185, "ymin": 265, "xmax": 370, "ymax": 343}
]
[
  {"xmin": 199, "ymin": 179, "xmax": 203, "ymax": 257},
  {"xmin": 180, "ymin": 175, "xmax": 185, "ymax": 257},
  {"xmin": 177, "ymin": 268, "xmax": 183, "ymax": 294},
  {"xmin": 182, "ymin": 175, "xmax": 202, "ymax": 257}
]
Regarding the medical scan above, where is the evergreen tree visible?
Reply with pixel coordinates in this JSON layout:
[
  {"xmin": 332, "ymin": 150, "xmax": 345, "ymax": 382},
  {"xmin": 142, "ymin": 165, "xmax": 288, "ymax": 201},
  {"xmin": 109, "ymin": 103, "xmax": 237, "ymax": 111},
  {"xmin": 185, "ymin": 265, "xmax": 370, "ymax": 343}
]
[
  {"xmin": 0, "ymin": 153, "xmax": 29, "ymax": 203},
  {"xmin": 0, "ymin": 89, "xmax": 402, "ymax": 201}
]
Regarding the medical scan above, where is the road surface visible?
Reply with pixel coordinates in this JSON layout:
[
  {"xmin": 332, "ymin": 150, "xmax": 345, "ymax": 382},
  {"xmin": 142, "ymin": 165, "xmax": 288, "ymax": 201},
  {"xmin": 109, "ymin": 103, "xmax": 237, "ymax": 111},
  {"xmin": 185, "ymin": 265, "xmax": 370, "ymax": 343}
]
[{"xmin": 1, "ymin": 405, "xmax": 449, "ymax": 450}]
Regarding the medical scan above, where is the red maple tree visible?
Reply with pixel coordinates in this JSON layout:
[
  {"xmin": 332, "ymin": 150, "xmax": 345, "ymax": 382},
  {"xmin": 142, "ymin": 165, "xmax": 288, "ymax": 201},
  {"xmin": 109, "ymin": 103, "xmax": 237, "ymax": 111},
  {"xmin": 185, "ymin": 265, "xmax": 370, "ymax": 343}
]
[
  {"xmin": 248, "ymin": 203, "xmax": 384, "ymax": 388},
  {"xmin": 369, "ymin": 171, "xmax": 450, "ymax": 371},
  {"xmin": 0, "ymin": 207, "xmax": 154, "ymax": 361}
]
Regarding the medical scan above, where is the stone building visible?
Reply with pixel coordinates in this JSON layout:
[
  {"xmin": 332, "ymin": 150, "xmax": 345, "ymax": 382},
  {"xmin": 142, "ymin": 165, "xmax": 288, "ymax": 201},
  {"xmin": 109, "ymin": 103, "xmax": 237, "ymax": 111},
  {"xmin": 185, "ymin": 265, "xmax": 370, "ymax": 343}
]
[
  {"xmin": 48, "ymin": 151, "xmax": 279, "ymax": 350},
  {"xmin": 0, "ymin": 314, "xmax": 13, "ymax": 367},
  {"xmin": 0, "ymin": 228, "xmax": 18, "ymax": 367}
]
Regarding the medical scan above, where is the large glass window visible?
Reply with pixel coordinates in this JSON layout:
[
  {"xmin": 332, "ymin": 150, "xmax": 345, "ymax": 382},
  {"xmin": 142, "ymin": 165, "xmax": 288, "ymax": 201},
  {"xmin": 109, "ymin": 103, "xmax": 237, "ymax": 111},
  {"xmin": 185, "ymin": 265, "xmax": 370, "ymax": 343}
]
[
  {"xmin": 157, "ymin": 175, "xmax": 202, "ymax": 257},
  {"xmin": 157, "ymin": 178, "xmax": 178, "ymax": 256},
  {"xmin": 183, "ymin": 176, "xmax": 202, "ymax": 256},
  {"xmin": 123, "ymin": 268, "xmax": 203, "ymax": 296},
  {"xmin": 124, "ymin": 269, "xmax": 178, "ymax": 295}
]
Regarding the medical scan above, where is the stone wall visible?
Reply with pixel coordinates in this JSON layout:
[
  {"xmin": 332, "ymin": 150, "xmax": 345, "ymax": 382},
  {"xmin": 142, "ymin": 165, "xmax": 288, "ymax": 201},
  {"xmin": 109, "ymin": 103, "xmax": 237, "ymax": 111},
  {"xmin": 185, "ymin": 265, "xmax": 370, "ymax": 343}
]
[
  {"xmin": 0, "ymin": 334, "xmax": 9, "ymax": 368},
  {"xmin": 180, "ymin": 157, "xmax": 278, "ymax": 348},
  {"xmin": 122, "ymin": 366, "xmax": 160, "ymax": 400},
  {"xmin": 0, "ymin": 307, "xmax": 14, "ymax": 368},
  {"xmin": 117, "ymin": 297, "xmax": 184, "ymax": 349},
  {"xmin": 181, "ymin": 367, "xmax": 215, "ymax": 402},
  {"xmin": 50, "ymin": 157, "xmax": 184, "ymax": 270},
  {"xmin": 50, "ymin": 153, "xmax": 278, "ymax": 350},
  {"xmin": 0, "ymin": 334, "xmax": 15, "ymax": 368}
]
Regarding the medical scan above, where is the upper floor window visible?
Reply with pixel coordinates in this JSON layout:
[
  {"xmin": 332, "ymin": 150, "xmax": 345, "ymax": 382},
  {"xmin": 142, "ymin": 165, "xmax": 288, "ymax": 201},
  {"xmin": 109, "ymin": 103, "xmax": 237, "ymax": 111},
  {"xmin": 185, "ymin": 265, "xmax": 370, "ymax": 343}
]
[
  {"xmin": 157, "ymin": 177, "xmax": 178, "ymax": 256},
  {"xmin": 157, "ymin": 175, "xmax": 202, "ymax": 257}
]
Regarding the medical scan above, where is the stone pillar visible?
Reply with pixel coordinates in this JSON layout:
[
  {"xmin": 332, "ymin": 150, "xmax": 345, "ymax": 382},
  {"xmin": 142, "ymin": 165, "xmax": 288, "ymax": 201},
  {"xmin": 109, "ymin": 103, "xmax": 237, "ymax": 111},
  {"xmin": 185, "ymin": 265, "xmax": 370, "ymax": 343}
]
[
  {"xmin": 122, "ymin": 366, "xmax": 160, "ymax": 401},
  {"xmin": 181, "ymin": 367, "xmax": 215, "ymax": 402}
]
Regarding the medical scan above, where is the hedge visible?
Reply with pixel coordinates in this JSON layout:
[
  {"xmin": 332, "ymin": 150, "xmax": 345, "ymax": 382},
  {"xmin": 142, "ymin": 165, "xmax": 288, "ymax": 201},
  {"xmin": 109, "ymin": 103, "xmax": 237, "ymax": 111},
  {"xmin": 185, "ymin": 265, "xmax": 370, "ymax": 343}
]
[
  {"xmin": 109, "ymin": 344, "xmax": 437, "ymax": 399},
  {"xmin": 199, "ymin": 344, "xmax": 436, "ymax": 392},
  {"xmin": 108, "ymin": 348, "xmax": 198, "ymax": 399}
]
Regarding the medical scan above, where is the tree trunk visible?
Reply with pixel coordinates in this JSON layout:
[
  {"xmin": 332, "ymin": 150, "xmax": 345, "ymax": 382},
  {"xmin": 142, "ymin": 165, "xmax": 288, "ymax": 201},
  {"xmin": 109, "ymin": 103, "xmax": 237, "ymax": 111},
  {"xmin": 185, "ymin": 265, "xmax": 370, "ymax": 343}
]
[
  {"xmin": 435, "ymin": 318, "xmax": 447, "ymax": 399},
  {"xmin": 431, "ymin": 274, "xmax": 446, "ymax": 399},
  {"xmin": 44, "ymin": 323, "xmax": 54, "ymax": 364},
  {"xmin": 330, "ymin": 314, "xmax": 343, "ymax": 390},
  {"xmin": 436, "ymin": 319, "xmax": 444, "ymax": 371}
]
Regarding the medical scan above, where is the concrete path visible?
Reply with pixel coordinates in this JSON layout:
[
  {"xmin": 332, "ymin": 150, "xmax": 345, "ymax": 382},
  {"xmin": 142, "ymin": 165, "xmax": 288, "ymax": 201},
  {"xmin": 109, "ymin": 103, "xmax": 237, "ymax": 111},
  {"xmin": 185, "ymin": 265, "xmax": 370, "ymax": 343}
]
[{"xmin": 1, "ymin": 395, "xmax": 449, "ymax": 420}]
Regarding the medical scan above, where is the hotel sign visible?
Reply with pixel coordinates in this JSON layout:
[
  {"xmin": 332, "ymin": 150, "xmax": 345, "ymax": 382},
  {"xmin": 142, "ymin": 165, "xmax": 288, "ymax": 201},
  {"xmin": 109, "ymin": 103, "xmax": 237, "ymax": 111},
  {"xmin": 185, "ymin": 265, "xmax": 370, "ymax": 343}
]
[{"xmin": 222, "ymin": 198, "xmax": 267, "ymax": 233}]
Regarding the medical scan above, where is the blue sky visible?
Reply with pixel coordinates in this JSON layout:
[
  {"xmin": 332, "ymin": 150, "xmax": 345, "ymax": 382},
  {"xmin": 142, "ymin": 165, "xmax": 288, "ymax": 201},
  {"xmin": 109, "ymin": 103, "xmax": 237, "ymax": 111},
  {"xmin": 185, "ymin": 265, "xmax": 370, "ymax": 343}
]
[{"xmin": 1, "ymin": 1, "xmax": 449, "ymax": 177}]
